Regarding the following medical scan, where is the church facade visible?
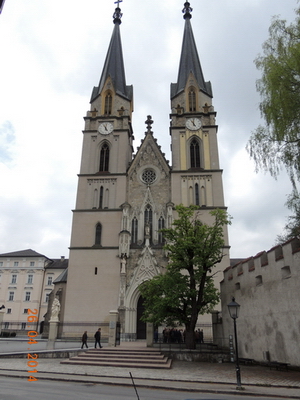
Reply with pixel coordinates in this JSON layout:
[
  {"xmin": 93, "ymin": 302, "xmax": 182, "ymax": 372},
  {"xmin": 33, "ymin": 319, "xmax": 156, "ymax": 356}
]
[{"xmin": 61, "ymin": 2, "xmax": 230, "ymax": 341}]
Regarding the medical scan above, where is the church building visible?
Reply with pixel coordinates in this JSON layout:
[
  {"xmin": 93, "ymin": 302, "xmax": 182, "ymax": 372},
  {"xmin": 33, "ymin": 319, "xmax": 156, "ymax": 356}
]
[{"xmin": 61, "ymin": 2, "xmax": 230, "ymax": 341}]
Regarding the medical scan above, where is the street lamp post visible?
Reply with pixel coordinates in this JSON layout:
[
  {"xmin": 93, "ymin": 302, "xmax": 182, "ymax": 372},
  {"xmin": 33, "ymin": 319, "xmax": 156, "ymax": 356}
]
[{"xmin": 227, "ymin": 297, "xmax": 242, "ymax": 389}]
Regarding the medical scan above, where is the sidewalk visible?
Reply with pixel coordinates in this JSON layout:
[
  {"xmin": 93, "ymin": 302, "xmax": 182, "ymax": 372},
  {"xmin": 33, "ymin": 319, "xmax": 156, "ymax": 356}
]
[{"xmin": 0, "ymin": 339, "xmax": 300, "ymax": 398}]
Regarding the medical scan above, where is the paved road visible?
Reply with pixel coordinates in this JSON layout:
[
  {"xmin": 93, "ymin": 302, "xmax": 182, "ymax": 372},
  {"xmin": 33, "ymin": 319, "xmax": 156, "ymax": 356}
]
[
  {"xmin": 1, "ymin": 339, "xmax": 300, "ymax": 398},
  {"xmin": 0, "ymin": 376, "xmax": 291, "ymax": 400}
]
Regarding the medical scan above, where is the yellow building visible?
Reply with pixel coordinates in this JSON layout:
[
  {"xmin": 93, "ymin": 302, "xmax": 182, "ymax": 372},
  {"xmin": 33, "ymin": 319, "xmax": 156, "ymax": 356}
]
[{"xmin": 0, "ymin": 249, "xmax": 67, "ymax": 335}]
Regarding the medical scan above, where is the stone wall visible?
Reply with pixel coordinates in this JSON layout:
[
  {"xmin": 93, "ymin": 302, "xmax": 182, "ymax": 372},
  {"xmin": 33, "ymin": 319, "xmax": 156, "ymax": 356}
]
[{"xmin": 220, "ymin": 238, "xmax": 300, "ymax": 366}]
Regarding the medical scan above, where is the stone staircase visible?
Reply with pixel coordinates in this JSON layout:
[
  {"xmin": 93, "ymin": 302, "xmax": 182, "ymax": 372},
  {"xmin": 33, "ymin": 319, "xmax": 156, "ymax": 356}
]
[{"xmin": 60, "ymin": 346, "xmax": 172, "ymax": 369}]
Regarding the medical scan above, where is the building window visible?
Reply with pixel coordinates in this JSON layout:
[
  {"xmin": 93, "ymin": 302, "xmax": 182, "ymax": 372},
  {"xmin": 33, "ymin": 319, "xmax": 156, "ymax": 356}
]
[
  {"xmin": 281, "ymin": 266, "xmax": 291, "ymax": 279},
  {"xmin": 104, "ymin": 188, "xmax": 109, "ymax": 208},
  {"xmin": 141, "ymin": 169, "xmax": 156, "ymax": 185},
  {"xmin": 45, "ymin": 293, "xmax": 50, "ymax": 303},
  {"xmin": 21, "ymin": 323, "xmax": 26, "ymax": 330},
  {"xmin": 144, "ymin": 205, "xmax": 152, "ymax": 242},
  {"xmin": 190, "ymin": 138, "xmax": 201, "ymax": 168},
  {"xmin": 30, "ymin": 261, "xmax": 35, "ymax": 267},
  {"xmin": 27, "ymin": 274, "xmax": 33, "ymax": 284},
  {"xmin": 24, "ymin": 309, "xmax": 28, "ymax": 314},
  {"xmin": 195, "ymin": 183, "xmax": 199, "ymax": 205},
  {"xmin": 11, "ymin": 274, "xmax": 17, "ymax": 284},
  {"xmin": 99, "ymin": 186, "xmax": 104, "ymax": 209},
  {"xmin": 99, "ymin": 143, "xmax": 109, "ymax": 172},
  {"xmin": 0, "ymin": 262, "xmax": 3, "ymax": 266},
  {"xmin": 14, "ymin": 261, "xmax": 19, "ymax": 267},
  {"xmin": 95, "ymin": 223, "xmax": 102, "ymax": 245},
  {"xmin": 158, "ymin": 217, "xmax": 165, "ymax": 244},
  {"xmin": 7, "ymin": 308, "xmax": 11, "ymax": 314},
  {"xmin": 47, "ymin": 276, "xmax": 53, "ymax": 286},
  {"xmin": 188, "ymin": 88, "xmax": 196, "ymax": 112},
  {"xmin": 8, "ymin": 292, "xmax": 14, "ymax": 301},
  {"xmin": 131, "ymin": 217, "xmax": 138, "ymax": 244},
  {"xmin": 4, "ymin": 322, "xmax": 9, "ymax": 329},
  {"xmin": 255, "ymin": 275, "xmax": 263, "ymax": 286},
  {"xmin": 25, "ymin": 292, "xmax": 31, "ymax": 301},
  {"xmin": 104, "ymin": 93, "xmax": 112, "ymax": 115}
]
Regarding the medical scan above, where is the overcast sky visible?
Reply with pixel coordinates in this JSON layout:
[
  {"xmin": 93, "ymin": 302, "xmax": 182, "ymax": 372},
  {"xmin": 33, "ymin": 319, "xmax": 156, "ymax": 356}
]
[{"xmin": 0, "ymin": 0, "xmax": 298, "ymax": 259}]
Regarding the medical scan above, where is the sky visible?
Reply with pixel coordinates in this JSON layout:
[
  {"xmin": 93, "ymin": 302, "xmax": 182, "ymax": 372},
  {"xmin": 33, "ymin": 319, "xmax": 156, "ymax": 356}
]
[{"xmin": 0, "ymin": 0, "xmax": 298, "ymax": 259}]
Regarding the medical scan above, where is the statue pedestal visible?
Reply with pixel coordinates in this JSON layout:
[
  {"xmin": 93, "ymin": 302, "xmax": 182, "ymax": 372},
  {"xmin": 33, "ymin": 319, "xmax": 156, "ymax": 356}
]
[
  {"xmin": 0, "ymin": 311, "xmax": 4, "ymax": 336},
  {"xmin": 146, "ymin": 322, "xmax": 154, "ymax": 347},
  {"xmin": 108, "ymin": 310, "xmax": 119, "ymax": 347},
  {"xmin": 47, "ymin": 320, "xmax": 58, "ymax": 349}
]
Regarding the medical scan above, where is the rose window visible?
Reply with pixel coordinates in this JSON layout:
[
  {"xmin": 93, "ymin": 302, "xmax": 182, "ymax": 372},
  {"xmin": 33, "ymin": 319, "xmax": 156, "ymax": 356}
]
[{"xmin": 141, "ymin": 169, "xmax": 156, "ymax": 184}]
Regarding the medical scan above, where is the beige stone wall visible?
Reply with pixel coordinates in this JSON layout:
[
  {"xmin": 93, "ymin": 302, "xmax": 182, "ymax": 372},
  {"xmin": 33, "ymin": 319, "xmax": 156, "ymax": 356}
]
[
  {"xmin": 221, "ymin": 238, "xmax": 300, "ymax": 366},
  {"xmin": 63, "ymin": 248, "xmax": 121, "ymax": 336}
]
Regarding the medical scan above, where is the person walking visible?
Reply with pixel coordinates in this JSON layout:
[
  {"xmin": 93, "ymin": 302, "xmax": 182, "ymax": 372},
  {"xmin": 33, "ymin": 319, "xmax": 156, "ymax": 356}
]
[
  {"xmin": 94, "ymin": 328, "xmax": 102, "ymax": 348},
  {"xmin": 81, "ymin": 330, "xmax": 88, "ymax": 349}
]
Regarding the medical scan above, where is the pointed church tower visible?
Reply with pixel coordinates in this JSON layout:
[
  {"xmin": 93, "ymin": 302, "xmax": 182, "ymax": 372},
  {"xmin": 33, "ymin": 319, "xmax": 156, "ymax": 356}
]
[
  {"xmin": 60, "ymin": 2, "xmax": 229, "ymax": 341},
  {"xmin": 170, "ymin": 2, "xmax": 227, "ymax": 219},
  {"xmin": 62, "ymin": 6, "xmax": 135, "ymax": 337},
  {"xmin": 170, "ymin": 3, "xmax": 230, "ymax": 324}
]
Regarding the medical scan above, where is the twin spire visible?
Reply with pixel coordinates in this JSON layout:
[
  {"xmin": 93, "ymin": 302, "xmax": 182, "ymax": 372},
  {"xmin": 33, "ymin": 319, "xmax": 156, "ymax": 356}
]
[{"xmin": 91, "ymin": 2, "xmax": 212, "ymax": 104}]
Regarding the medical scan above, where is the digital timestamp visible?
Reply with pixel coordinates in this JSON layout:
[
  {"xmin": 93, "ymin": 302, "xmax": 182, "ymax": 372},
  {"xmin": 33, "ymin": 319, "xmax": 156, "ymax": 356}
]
[{"xmin": 26, "ymin": 308, "xmax": 39, "ymax": 382}]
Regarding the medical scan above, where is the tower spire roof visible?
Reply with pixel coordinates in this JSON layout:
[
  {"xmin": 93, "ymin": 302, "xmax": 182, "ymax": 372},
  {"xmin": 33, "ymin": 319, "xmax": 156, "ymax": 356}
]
[
  {"xmin": 171, "ymin": 2, "xmax": 212, "ymax": 99},
  {"xmin": 91, "ymin": 2, "xmax": 132, "ymax": 102}
]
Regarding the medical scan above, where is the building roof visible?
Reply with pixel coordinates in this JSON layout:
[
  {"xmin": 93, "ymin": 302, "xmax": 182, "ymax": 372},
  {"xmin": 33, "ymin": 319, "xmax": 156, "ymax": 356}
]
[
  {"xmin": 45, "ymin": 257, "xmax": 69, "ymax": 270},
  {"xmin": 0, "ymin": 249, "xmax": 48, "ymax": 258},
  {"xmin": 91, "ymin": 6, "xmax": 132, "ymax": 102},
  {"xmin": 53, "ymin": 268, "xmax": 68, "ymax": 284},
  {"xmin": 171, "ymin": 7, "xmax": 212, "ymax": 99}
]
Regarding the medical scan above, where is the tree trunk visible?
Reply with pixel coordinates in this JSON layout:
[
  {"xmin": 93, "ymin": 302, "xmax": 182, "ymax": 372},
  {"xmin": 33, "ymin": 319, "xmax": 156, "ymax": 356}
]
[{"xmin": 185, "ymin": 326, "xmax": 196, "ymax": 349}]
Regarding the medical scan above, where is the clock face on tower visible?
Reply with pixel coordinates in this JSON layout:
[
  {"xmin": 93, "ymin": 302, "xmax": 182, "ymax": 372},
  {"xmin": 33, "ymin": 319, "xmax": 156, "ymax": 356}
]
[
  {"xmin": 186, "ymin": 118, "xmax": 201, "ymax": 131},
  {"xmin": 98, "ymin": 122, "xmax": 113, "ymax": 135}
]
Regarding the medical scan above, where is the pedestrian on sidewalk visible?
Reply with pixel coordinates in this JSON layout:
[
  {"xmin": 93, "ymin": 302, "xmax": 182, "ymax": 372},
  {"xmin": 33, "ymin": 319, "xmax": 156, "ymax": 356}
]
[
  {"xmin": 94, "ymin": 328, "xmax": 102, "ymax": 348},
  {"xmin": 81, "ymin": 331, "xmax": 88, "ymax": 349}
]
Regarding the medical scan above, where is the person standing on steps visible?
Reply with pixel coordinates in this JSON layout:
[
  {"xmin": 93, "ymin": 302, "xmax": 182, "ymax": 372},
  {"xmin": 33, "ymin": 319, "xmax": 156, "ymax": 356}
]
[
  {"xmin": 81, "ymin": 330, "xmax": 88, "ymax": 349},
  {"xmin": 94, "ymin": 328, "xmax": 102, "ymax": 348}
]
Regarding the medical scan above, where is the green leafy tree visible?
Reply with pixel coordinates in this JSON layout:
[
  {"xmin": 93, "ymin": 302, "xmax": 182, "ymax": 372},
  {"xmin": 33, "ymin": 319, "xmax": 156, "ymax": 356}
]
[
  {"xmin": 276, "ymin": 190, "xmax": 300, "ymax": 243},
  {"xmin": 246, "ymin": 7, "xmax": 300, "ymax": 186},
  {"xmin": 140, "ymin": 205, "xmax": 231, "ymax": 349}
]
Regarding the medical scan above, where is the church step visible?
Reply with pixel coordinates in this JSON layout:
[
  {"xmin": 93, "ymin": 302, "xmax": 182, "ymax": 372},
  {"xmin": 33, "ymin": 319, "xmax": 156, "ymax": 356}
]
[
  {"xmin": 77, "ymin": 352, "xmax": 166, "ymax": 360},
  {"xmin": 69, "ymin": 355, "xmax": 169, "ymax": 364},
  {"xmin": 78, "ymin": 352, "xmax": 164, "ymax": 361},
  {"xmin": 61, "ymin": 347, "xmax": 172, "ymax": 369},
  {"xmin": 61, "ymin": 358, "xmax": 172, "ymax": 369}
]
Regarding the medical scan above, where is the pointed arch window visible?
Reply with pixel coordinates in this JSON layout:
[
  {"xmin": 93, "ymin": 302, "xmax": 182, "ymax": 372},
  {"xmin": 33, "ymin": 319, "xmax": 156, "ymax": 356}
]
[
  {"xmin": 158, "ymin": 216, "xmax": 165, "ymax": 244},
  {"xmin": 104, "ymin": 93, "xmax": 112, "ymax": 115},
  {"xmin": 188, "ymin": 88, "xmax": 196, "ymax": 112},
  {"xmin": 190, "ymin": 138, "xmax": 201, "ymax": 168},
  {"xmin": 131, "ymin": 217, "xmax": 138, "ymax": 244},
  {"xmin": 99, "ymin": 143, "xmax": 109, "ymax": 172},
  {"xmin": 195, "ymin": 183, "xmax": 200, "ymax": 205},
  {"xmin": 144, "ymin": 205, "xmax": 152, "ymax": 242},
  {"xmin": 99, "ymin": 186, "xmax": 104, "ymax": 209},
  {"xmin": 95, "ymin": 223, "xmax": 102, "ymax": 245},
  {"xmin": 104, "ymin": 188, "xmax": 109, "ymax": 209}
]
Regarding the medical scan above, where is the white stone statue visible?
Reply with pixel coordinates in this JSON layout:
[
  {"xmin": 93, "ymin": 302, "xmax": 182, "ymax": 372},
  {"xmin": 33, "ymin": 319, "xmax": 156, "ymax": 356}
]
[{"xmin": 50, "ymin": 298, "xmax": 60, "ymax": 322}]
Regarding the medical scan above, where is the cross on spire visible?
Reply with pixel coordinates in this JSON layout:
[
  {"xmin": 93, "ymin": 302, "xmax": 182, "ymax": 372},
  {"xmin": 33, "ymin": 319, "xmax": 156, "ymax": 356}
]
[
  {"xmin": 113, "ymin": 0, "xmax": 123, "ymax": 24},
  {"xmin": 182, "ymin": 2, "xmax": 192, "ymax": 19},
  {"xmin": 145, "ymin": 115, "xmax": 153, "ymax": 135}
]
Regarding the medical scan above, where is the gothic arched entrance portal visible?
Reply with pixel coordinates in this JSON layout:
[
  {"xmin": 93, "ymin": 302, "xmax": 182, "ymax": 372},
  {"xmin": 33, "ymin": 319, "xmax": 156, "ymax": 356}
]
[{"xmin": 136, "ymin": 296, "xmax": 146, "ymax": 339}]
